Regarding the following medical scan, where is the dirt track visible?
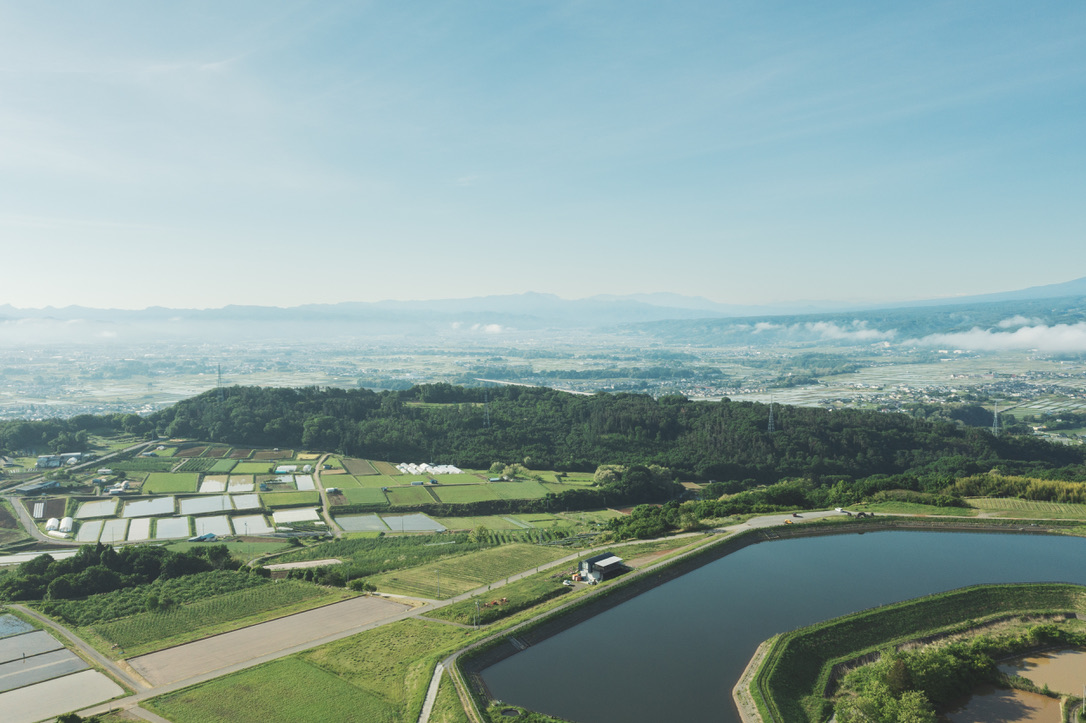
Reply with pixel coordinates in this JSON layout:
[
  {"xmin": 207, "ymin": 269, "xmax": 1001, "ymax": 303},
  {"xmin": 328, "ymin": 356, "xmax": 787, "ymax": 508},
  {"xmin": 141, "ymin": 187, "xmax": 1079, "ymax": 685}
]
[{"xmin": 129, "ymin": 595, "xmax": 410, "ymax": 685}]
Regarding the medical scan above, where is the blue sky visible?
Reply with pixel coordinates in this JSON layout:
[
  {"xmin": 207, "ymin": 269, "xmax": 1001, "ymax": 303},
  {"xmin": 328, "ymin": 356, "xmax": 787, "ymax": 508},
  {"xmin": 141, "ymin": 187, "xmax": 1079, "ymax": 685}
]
[{"xmin": 1, "ymin": 1, "xmax": 1083, "ymax": 309}]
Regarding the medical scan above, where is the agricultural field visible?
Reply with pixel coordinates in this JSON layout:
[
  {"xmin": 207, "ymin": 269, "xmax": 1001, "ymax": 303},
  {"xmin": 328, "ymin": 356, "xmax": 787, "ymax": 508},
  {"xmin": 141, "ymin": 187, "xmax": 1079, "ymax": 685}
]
[
  {"xmin": 342, "ymin": 458, "xmax": 378, "ymax": 476},
  {"xmin": 432, "ymin": 515, "xmax": 523, "ymax": 531},
  {"xmin": 386, "ymin": 486, "xmax": 438, "ymax": 507},
  {"xmin": 353, "ymin": 474, "xmax": 402, "ymax": 488},
  {"xmin": 252, "ymin": 449, "xmax": 293, "ymax": 461},
  {"xmin": 147, "ymin": 618, "xmax": 475, "ymax": 723},
  {"xmin": 261, "ymin": 491, "xmax": 320, "ymax": 508},
  {"xmin": 369, "ymin": 543, "xmax": 569, "ymax": 599},
  {"xmin": 144, "ymin": 473, "xmax": 200, "ymax": 494},
  {"xmin": 208, "ymin": 459, "xmax": 236, "ymax": 473},
  {"xmin": 112, "ymin": 457, "xmax": 176, "ymax": 472},
  {"xmin": 853, "ymin": 500, "xmax": 981, "ymax": 517},
  {"xmin": 233, "ymin": 462, "xmax": 272, "ymax": 474},
  {"xmin": 228, "ymin": 448, "xmax": 253, "ymax": 459},
  {"xmin": 0, "ymin": 500, "xmax": 30, "ymax": 546},
  {"xmin": 81, "ymin": 581, "xmax": 351, "ymax": 656},
  {"xmin": 203, "ymin": 447, "xmax": 231, "ymax": 458},
  {"xmin": 176, "ymin": 458, "xmax": 216, "ymax": 473},
  {"xmin": 325, "ymin": 475, "xmax": 361, "ymax": 489},
  {"xmin": 146, "ymin": 657, "xmax": 396, "ymax": 723},
  {"xmin": 966, "ymin": 497, "xmax": 1086, "ymax": 520},
  {"xmin": 372, "ymin": 461, "xmax": 400, "ymax": 476},
  {"xmin": 425, "ymin": 569, "xmax": 572, "ymax": 626},
  {"xmin": 432, "ymin": 485, "xmax": 500, "ymax": 504},
  {"xmin": 339, "ymin": 488, "xmax": 389, "ymax": 507},
  {"xmin": 511, "ymin": 513, "xmax": 571, "ymax": 529},
  {"xmin": 488, "ymin": 481, "xmax": 551, "ymax": 499},
  {"xmin": 400, "ymin": 473, "xmax": 484, "ymax": 486},
  {"xmin": 175, "ymin": 446, "xmax": 207, "ymax": 458}
]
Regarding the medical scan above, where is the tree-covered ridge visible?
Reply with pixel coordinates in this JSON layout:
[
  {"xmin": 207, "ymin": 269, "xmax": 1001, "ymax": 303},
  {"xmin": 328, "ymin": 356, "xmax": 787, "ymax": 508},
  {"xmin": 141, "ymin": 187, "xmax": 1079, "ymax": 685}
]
[{"xmin": 149, "ymin": 384, "xmax": 1085, "ymax": 482}]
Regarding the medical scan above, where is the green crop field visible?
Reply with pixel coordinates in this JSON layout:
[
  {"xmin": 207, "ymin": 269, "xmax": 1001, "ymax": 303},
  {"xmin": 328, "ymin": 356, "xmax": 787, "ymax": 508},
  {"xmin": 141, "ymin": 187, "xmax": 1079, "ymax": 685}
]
[
  {"xmin": 146, "ymin": 657, "xmax": 395, "ymax": 723},
  {"xmin": 488, "ymin": 481, "xmax": 551, "ymax": 499},
  {"xmin": 233, "ymin": 462, "xmax": 272, "ymax": 474},
  {"xmin": 299, "ymin": 618, "xmax": 474, "ymax": 717},
  {"xmin": 84, "ymin": 582, "xmax": 349, "ymax": 656},
  {"xmin": 369, "ymin": 543, "xmax": 569, "ymax": 599},
  {"xmin": 323, "ymin": 474, "xmax": 360, "ymax": 488},
  {"xmin": 967, "ymin": 497, "xmax": 1086, "ymax": 519},
  {"xmin": 112, "ymin": 458, "xmax": 177, "ymax": 472},
  {"xmin": 432, "ymin": 515, "xmax": 522, "ymax": 531},
  {"xmin": 350, "ymin": 474, "xmax": 401, "ymax": 488},
  {"xmin": 385, "ymin": 486, "xmax": 437, "ymax": 507},
  {"xmin": 208, "ymin": 459, "xmax": 236, "ymax": 473},
  {"xmin": 432, "ymin": 485, "xmax": 501, "ymax": 504},
  {"xmin": 342, "ymin": 488, "xmax": 389, "ymax": 506},
  {"xmin": 176, "ymin": 458, "xmax": 216, "ymax": 472},
  {"xmin": 426, "ymin": 569, "xmax": 572, "ymax": 626},
  {"xmin": 401, "ymin": 473, "xmax": 484, "ymax": 485},
  {"xmin": 372, "ymin": 460, "xmax": 400, "ymax": 475},
  {"xmin": 341, "ymin": 458, "xmax": 378, "ymax": 476},
  {"xmin": 144, "ymin": 473, "xmax": 200, "ymax": 494},
  {"xmin": 260, "ymin": 491, "xmax": 320, "ymax": 508}
]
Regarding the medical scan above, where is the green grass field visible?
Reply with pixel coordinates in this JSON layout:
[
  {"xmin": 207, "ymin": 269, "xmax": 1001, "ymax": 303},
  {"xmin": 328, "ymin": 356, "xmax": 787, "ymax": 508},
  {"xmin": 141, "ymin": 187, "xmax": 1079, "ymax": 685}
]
[
  {"xmin": 967, "ymin": 497, "xmax": 1086, "ymax": 519},
  {"xmin": 489, "ymin": 481, "xmax": 551, "ymax": 499},
  {"xmin": 83, "ymin": 582, "xmax": 350, "ymax": 656},
  {"xmin": 369, "ymin": 543, "xmax": 568, "ymax": 599},
  {"xmin": 854, "ymin": 501, "xmax": 980, "ymax": 517},
  {"xmin": 233, "ymin": 462, "xmax": 272, "ymax": 474},
  {"xmin": 260, "ymin": 491, "xmax": 320, "ymax": 508},
  {"xmin": 208, "ymin": 459, "xmax": 236, "ymax": 473},
  {"xmin": 432, "ymin": 485, "xmax": 501, "ymax": 504},
  {"xmin": 146, "ymin": 657, "xmax": 395, "ymax": 723},
  {"xmin": 385, "ymin": 486, "xmax": 438, "ymax": 507},
  {"xmin": 353, "ymin": 474, "xmax": 401, "ymax": 488},
  {"xmin": 342, "ymin": 488, "xmax": 389, "ymax": 506},
  {"xmin": 425, "ymin": 569, "xmax": 572, "ymax": 626},
  {"xmin": 299, "ymin": 618, "xmax": 475, "ymax": 717},
  {"xmin": 432, "ymin": 515, "xmax": 522, "ymax": 531},
  {"xmin": 144, "ymin": 473, "xmax": 200, "ymax": 494},
  {"xmin": 322, "ymin": 474, "xmax": 361, "ymax": 488},
  {"xmin": 509, "ymin": 513, "xmax": 570, "ymax": 529}
]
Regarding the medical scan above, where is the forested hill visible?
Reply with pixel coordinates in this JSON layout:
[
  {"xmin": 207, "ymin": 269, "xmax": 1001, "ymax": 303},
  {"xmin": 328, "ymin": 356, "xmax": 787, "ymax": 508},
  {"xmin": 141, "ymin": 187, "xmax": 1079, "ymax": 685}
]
[{"xmin": 148, "ymin": 385, "xmax": 1085, "ymax": 483}]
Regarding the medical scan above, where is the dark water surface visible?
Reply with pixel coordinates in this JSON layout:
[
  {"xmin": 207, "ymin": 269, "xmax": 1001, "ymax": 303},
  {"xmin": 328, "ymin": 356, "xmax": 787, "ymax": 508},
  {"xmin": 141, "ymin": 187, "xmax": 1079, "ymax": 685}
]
[{"xmin": 482, "ymin": 530, "xmax": 1086, "ymax": 723}]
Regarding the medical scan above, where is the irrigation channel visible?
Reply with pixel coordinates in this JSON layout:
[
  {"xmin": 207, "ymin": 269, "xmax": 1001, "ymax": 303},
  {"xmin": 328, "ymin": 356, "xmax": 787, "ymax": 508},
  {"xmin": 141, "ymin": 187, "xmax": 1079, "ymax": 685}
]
[{"xmin": 480, "ymin": 529, "xmax": 1086, "ymax": 723}]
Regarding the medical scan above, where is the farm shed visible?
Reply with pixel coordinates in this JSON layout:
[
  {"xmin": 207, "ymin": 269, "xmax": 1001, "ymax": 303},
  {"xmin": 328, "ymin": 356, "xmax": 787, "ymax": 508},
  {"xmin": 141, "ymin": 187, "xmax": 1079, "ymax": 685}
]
[{"xmin": 580, "ymin": 552, "xmax": 626, "ymax": 582}]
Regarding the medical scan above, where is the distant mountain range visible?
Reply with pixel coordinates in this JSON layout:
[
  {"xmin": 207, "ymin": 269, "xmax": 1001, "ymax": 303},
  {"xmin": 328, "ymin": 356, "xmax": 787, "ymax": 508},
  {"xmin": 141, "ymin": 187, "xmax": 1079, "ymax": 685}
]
[{"xmin": 1, "ymin": 277, "xmax": 1084, "ymax": 347}]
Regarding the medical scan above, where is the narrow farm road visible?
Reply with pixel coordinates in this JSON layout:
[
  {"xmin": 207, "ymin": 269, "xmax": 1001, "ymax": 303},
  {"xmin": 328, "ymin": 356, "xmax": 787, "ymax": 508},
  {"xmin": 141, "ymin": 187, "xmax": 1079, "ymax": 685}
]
[{"xmin": 8, "ymin": 604, "xmax": 149, "ymax": 690}]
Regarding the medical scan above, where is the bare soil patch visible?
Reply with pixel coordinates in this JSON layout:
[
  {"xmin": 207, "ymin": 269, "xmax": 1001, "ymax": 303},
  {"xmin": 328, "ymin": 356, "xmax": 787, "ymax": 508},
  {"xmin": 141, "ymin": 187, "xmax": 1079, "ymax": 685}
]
[
  {"xmin": 128, "ymin": 595, "xmax": 410, "ymax": 686},
  {"xmin": 229, "ymin": 448, "xmax": 254, "ymax": 459},
  {"xmin": 176, "ymin": 446, "xmax": 207, "ymax": 458}
]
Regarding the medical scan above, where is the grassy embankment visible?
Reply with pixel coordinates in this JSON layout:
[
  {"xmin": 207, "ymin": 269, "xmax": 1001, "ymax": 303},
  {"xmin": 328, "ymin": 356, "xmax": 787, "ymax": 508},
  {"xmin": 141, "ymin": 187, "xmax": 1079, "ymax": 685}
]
[{"xmin": 747, "ymin": 582, "xmax": 1086, "ymax": 723}]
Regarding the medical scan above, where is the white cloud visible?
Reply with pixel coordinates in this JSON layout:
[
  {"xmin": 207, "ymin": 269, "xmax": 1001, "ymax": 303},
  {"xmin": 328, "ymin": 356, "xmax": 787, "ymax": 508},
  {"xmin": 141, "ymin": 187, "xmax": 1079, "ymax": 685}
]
[
  {"xmin": 997, "ymin": 315, "xmax": 1044, "ymax": 328},
  {"xmin": 913, "ymin": 323, "xmax": 1086, "ymax": 352},
  {"xmin": 803, "ymin": 320, "xmax": 895, "ymax": 341}
]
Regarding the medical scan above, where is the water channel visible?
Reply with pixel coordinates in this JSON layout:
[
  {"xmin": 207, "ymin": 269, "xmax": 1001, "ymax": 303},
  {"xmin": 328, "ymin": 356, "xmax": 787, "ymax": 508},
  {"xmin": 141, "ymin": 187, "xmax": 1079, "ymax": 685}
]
[{"xmin": 481, "ymin": 529, "xmax": 1086, "ymax": 723}]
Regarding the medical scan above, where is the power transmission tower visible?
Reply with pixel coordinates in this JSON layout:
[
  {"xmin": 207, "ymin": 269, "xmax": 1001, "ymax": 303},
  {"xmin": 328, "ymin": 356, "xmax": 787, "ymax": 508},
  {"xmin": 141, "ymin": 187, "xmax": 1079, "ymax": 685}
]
[
  {"xmin": 767, "ymin": 399, "xmax": 776, "ymax": 434},
  {"xmin": 217, "ymin": 364, "xmax": 224, "ymax": 402},
  {"xmin": 483, "ymin": 386, "xmax": 491, "ymax": 428},
  {"xmin": 991, "ymin": 403, "xmax": 1000, "ymax": 437}
]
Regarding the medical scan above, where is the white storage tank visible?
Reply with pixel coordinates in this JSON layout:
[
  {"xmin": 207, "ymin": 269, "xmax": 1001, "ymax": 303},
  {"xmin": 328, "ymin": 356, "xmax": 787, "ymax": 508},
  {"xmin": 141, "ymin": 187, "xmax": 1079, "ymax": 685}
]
[
  {"xmin": 59, "ymin": 517, "xmax": 74, "ymax": 533},
  {"xmin": 45, "ymin": 518, "xmax": 60, "ymax": 531}
]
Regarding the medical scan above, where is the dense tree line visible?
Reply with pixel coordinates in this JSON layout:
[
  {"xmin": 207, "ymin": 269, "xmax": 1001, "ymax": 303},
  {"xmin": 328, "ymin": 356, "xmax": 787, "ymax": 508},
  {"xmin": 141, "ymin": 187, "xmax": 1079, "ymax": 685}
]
[
  {"xmin": 0, "ymin": 542, "xmax": 242, "ymax": 601},
  {"xmin": 0, "ymin": 413, "xmax": 152, "ymax": 455},
  {"xmin": 146, "ymin": 384, "xmax": 1086, "ymax": 484}
]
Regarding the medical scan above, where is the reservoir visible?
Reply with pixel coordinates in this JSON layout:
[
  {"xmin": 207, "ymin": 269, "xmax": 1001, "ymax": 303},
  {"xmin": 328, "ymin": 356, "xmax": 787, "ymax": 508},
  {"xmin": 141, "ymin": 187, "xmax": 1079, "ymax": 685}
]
[{"xmin": 481, "ymin": 529, "xmax": 1086, "ymax": 723}]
